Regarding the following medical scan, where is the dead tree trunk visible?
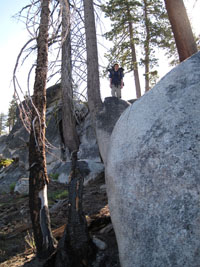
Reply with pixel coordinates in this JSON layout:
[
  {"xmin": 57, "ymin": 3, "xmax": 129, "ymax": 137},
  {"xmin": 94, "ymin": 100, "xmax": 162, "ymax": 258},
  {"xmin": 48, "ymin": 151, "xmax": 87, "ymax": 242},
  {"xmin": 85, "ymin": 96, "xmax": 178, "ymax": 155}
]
[
  {"xmin": 164, "ymin": 0, "xmax": 197, "ymax": 62},
  {"xmin": 44, "ymin": 152, "xmax": 96, "ymax": 267},
  {"xmin": 60, "ymin": 0, "xmax": 79, "ymax": 156},
  {"xmin": 83, "ymin": 0, "xmax": 102, "ymax": 118},
  {"xmin": 29, "ymin": 0, "xmax": 56, "ymax": 259},
  {"xmin": 56, "ymin": 152, "xmax": 96, "ymax": 267}
]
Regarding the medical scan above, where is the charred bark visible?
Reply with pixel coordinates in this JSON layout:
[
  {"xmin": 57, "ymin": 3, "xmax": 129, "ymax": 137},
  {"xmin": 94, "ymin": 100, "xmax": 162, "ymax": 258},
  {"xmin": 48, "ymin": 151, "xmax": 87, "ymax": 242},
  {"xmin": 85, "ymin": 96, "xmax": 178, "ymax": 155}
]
[
  {"xmin": 29, "ymin": 0, "xmax": 56, "ymax": 259},
  {"xmin": 44, "ymin": 152, "xmax": 96, "ymax": 267}
]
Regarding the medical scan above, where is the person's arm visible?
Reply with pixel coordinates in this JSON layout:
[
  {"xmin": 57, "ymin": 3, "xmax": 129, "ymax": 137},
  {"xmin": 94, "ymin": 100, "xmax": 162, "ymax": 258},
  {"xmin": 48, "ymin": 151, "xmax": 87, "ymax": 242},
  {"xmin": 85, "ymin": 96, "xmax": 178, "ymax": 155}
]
[
  {"xmin": 110, "ymin": 78, "xmax": 112, "ymax": 88},
  {"xmin": 120, "ymin": 68, "xmax": 124, "ymax": 88},
  {"xmin": 121, "ymin": 78, "xmax": 123, "ymax": 88}
]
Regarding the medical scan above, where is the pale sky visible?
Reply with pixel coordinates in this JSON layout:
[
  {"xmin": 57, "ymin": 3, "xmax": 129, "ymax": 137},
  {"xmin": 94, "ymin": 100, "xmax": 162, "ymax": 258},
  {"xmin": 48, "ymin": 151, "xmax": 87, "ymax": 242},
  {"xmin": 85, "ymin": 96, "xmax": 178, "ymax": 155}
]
[
  {"xmin": 0, "ymin": 0, "xmax": 30, "ymax": 114},
  {"xmin": 0, "ymin": 0, "xmax": 200, "ymax": 114}
]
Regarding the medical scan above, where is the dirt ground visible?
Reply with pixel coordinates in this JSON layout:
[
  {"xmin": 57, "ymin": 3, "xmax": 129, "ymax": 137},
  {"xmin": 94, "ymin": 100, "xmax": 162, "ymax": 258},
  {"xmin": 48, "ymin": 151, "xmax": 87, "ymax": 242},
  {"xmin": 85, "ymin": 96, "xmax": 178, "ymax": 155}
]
[{"xmin": 0, "ymin": 173, "xmax": 120, "ymax": 267}]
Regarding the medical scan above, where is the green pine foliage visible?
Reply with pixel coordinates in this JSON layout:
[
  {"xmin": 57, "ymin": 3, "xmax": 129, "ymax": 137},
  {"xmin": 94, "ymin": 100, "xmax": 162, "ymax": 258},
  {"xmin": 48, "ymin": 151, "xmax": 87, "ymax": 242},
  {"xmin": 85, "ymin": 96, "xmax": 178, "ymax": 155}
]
[
  {"xmin": 0, "ymin": 113, "xmax": 7, "ymax": 136},
  {"xmin": 6, "ymin": 96, "xmax": 17, "ymax": 133},
  {"xmin": 102, "ymin": 0, "xmax": 141, "ymax": 68}
]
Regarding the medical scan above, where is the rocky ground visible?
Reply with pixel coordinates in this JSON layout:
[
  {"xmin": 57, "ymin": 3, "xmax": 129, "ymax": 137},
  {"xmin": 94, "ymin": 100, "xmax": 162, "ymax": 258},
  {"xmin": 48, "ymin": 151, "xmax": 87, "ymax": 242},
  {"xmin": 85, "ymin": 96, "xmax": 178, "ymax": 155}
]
[{"xmin": 0, "ymin": 173, "xmax": 120, "ymax": 267}]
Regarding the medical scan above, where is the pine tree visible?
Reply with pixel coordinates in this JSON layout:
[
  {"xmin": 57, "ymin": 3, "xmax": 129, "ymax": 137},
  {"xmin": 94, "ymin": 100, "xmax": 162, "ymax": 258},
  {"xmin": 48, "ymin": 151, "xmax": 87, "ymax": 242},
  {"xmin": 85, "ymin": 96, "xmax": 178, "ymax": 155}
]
[
  {"xmin": 0, "ymin": 113, "xmax": 7, "ymax": 136},
  {"xmin": 6, "ymin": 96, "xmax": 17, "ymax": 132},
  {"xmin": 102, "ymin": 0, "xmax": 175, "ymax": 93},
  {"xmin": 140, "ymin": 0, "xmax": 174, "ymax": 91},
  {"xmin": 102, "ymin": 0, "xmax": 142, "ymax": 97}
]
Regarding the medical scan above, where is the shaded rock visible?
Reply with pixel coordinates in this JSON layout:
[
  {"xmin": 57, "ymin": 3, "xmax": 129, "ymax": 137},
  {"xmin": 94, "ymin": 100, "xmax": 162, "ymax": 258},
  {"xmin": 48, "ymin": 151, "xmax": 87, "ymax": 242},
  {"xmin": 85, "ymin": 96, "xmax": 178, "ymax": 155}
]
[
  {"xmin": 1, "ymin": 85, "xmax": 62, "ymax": 172},
  {"xmin": 106, "ymin": 52, "xmax": 200, "ymax": 267},
  {"xmin": 0, "ymin": 162, "xmax": 28, "ymax": 194},
  {"xmin": 77, "ymin": 114, "xmax": 101, "ymax": 161},
  {"xmin": 0, "ymin": 136, "xmax": 8, "ymax": 154},
  {"xmin": 92, "ymin": 236, "xmax": 107, "ymax": 250},
  {"xmin": 46, "ymin": 83, "xmax": 62, "ymax": 107},
  {"xmin": 50, "ymin": 199, "xmax": 68, "ymax": 214},
  {"xmin": 14, "ymin": 178, "xmax": 29, "ymax": 195},
  {"xmin": 74, "ymin": 101, "xmax": 89, "ymax": 123},
  {"xmin": 96, "ymin": 97, "xmax": 130, "ymax": 164},
  {"xmin": 0, "ymin": 85, "xmax": 104, "ymax": 193}
]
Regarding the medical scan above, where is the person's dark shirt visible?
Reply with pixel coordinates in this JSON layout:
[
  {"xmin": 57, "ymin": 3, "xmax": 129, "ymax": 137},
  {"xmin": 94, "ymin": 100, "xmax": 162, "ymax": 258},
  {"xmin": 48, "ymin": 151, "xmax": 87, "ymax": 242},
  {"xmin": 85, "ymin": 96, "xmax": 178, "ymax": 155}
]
[{"xmin": 109, "ymin": 69, "xmax": 123, "ymax": 86}]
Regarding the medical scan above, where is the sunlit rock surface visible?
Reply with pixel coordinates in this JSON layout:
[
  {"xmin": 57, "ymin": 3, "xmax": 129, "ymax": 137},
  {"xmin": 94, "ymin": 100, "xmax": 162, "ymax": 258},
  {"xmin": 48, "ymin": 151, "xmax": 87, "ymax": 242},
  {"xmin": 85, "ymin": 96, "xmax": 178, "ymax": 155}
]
[{"xmin": 106, "ymin": 52, "xmax": 200, "ymax": 267}]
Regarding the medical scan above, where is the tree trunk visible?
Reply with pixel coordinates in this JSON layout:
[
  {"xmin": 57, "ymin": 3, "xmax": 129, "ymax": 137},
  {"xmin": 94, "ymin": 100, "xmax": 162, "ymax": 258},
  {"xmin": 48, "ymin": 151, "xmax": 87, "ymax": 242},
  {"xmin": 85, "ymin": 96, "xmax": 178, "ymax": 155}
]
[
  {"xmin": 144, "ymin": 0, "xmax": 150, "ymax": 92},
  {"xmin": 29, "ymin": 0, "xmax": 56, "ymax": 259},
  {"xmin": 44, "ymin": 152, "xmax": 96, "ymax": 267},
  {"xmin": 164, "ymin": 0, "xmax": 197, "ymax": 62},
  {"xmin": 54, "ymin": 152, "xmax": 96, "ymax": 267},
  {"xmin": 128, "ymin": 21, "xmax": 141, "ymax": 98},
  {"xmin": 126, "ymin": 4, "xmax": 141, "ymax": 98},
  {"xmin": 83, "ymin": 0, "xmax": 102, "ymax": 118},
  {"xmin": 61, "ymin": 0, "xmax": 79, "ymax": 156}
]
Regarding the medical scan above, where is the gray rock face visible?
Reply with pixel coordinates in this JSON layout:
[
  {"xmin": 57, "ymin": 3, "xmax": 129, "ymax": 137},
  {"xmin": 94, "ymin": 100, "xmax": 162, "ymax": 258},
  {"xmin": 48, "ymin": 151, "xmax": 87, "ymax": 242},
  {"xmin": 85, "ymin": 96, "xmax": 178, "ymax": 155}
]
[
  {"xmin": 1, "ymin": 84, "xmax": 62, "ymax": 170},
  {"xmin": 106, "ymin": 52, "xmax": 200, "ymax": 267},
  {"xmin": 0, "ymin": 85, "xmax": 102, "ymax": 192},
  {"xmin": 0, "ymin": 162, "xmax": 27, "ymax": 193},
  {"xmin": 96, "ymin": 97, "xmax": 130, "ymax": 164}
]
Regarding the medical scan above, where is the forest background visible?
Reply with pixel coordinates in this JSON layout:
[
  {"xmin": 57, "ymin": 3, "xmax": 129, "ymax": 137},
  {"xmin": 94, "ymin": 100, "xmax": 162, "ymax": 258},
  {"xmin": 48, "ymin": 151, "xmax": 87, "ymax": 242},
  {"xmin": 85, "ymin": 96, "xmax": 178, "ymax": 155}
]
[
  {"xmin": 0, "ymin": 0, "xmax": 200, "ymax": 127},
  {"xmin": 0, "ymin": 0, "xmax": 199, "ymax": 264}
]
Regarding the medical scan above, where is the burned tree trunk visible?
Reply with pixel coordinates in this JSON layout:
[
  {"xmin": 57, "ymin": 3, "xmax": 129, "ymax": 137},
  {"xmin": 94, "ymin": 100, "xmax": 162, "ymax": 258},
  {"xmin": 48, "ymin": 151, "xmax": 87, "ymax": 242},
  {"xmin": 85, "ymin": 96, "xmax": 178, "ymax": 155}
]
[
  {"xmin": 44, "ymin": 152, "xmax": 96, "ymax": 267},
  {"xmin": 29, "ymin": 0, "xmax": 56, "ymax": 259}
]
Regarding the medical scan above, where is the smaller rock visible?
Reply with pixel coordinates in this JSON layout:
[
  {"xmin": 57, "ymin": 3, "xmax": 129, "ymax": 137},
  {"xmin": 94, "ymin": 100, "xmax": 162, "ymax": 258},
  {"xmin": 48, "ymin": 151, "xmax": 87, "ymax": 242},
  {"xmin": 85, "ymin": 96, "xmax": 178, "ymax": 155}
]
[
  {"xmin": 92, "ymin": 236, "xmax": 107, "ymax": 250},
  {"xmin": 50, "ymin": 199, "xmax": 68, "ymax": 213},
  {"xmin": 100, "ymin": 184, "xmax": 106, "ymax": 191},
  {"xmin": 84, "ymin": 160, "xmax": 104, "ymax": 186},
  {"xmin": 95, "ymin": 97, "xmax": 130, "ymax": 164},
  {"xmin": 14, "ymin": 178, "xmax": 29, "ymax": 195}
]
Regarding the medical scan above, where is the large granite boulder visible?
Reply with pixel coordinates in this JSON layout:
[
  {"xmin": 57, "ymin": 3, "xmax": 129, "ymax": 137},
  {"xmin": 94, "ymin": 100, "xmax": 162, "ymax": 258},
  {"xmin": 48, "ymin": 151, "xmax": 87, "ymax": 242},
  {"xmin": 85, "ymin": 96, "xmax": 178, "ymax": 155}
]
[
  {"xmin": 106, "ymin": 52, "xmax": 200, "ymax": 267},
  {"xmin": 96, "ymin": 97, "xmax": 130, "ymax": 164}
]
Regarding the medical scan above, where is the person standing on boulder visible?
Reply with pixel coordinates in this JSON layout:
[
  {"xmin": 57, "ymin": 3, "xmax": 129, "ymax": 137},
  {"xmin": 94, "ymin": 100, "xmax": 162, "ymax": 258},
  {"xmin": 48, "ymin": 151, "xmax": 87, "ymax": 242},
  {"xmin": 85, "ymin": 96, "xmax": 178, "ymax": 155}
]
[{"xmin": 109, "ymin": 63, "xmax": 124, "ymax": 98}]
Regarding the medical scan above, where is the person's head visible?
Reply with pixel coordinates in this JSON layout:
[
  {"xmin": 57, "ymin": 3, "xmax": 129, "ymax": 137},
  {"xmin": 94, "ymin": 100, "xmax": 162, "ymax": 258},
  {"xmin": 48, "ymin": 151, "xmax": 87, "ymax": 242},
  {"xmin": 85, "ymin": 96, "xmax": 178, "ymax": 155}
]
[{"xmin": 113, "ymin": 63, "xmax": 119, "ymax": 71}]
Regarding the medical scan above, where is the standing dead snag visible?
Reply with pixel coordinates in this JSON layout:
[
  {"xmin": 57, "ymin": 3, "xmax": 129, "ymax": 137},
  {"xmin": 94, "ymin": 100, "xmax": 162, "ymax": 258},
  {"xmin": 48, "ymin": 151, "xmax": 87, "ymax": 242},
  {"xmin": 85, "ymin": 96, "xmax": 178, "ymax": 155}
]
[
  {"xmin": 83, "ymin": 0, "xmax": 102, "ymax": 118},
  {"xmin": 44, "ymin": 151, "xmax": 96, "ymax": 267},
  {"xmin": 29, "ymin": 0, "xmax": 56, "ymax": 259},
  {"xmin": 60, "ymin": 0, "xmax": 79, "ymax": 156}
]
